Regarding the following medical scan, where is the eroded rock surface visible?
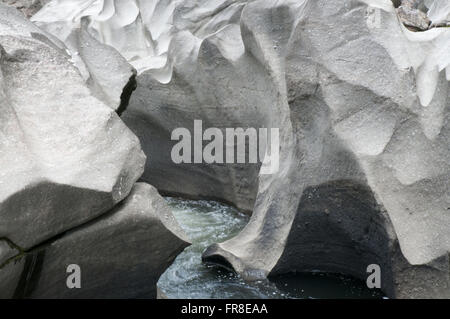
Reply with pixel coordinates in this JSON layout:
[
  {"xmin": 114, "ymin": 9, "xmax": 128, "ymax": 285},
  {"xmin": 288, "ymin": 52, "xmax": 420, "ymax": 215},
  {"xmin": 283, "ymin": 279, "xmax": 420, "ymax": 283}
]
[
  {"xmin": 7, "ymin": 0, "xmax": 450, "ymax": 299},
  {"xmin": 32, "ymin": 0, "xmax": 261, "ymax": 212},
  {"xmin": 203, "ymin": 0, "xmax": 450, "ymax": 299},
  {"xmin": 0, "ymin": 183, "xmax": 190, "ymax": 299},
  {"xmin": 33, "ymin": 15, "xmax": 137, "ymax": 112},
  {"xmin": 0, "ymin": 3, "xmax": 145, "ymax": 250},
  {"xmin": 0, "ymin": 3, "xmax": 189, "ymax": 300}
]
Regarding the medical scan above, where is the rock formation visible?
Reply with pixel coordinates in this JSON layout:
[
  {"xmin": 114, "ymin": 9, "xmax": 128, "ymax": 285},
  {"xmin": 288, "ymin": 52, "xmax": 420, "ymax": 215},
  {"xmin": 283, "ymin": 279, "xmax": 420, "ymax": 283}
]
[
  {"xmin": 34, "ymin": 15, "xmax": 137, "ymax": 112},
  {"xmin": 202, "ymin": 0, "xmax": 450, "ymax": 299},
  {"xmin": 0, "ymin": 183, "xmax": 190, "ymax": 299},
  {"xmin": 3, "ymin": 0, "xmax": 450, "ymax": 299},
  {"xmin": 32, "ymin": 0, "xmax": 261, "ymax": 212},
  {"xmin": 0, "ymin": 4, "xmax": 145, "ymax": 250},
  {"xmin": 0, "ymin": 3, "xmax": 189, "ymax": 298}
]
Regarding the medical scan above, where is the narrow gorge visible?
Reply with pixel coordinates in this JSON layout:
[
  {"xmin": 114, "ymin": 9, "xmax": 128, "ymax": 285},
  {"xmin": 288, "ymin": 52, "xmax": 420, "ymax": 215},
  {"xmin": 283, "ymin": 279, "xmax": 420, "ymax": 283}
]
[{"xmin": 0, "ymin": 0, "xmax": 449, "ymax": 299}]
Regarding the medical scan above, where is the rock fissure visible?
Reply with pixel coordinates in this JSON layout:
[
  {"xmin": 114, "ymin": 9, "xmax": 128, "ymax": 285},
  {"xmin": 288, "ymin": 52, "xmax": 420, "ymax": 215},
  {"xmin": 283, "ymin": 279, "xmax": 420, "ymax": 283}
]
[{"xmin": 117, "ymin": 71, "xmax": 137, "ymax": 116}]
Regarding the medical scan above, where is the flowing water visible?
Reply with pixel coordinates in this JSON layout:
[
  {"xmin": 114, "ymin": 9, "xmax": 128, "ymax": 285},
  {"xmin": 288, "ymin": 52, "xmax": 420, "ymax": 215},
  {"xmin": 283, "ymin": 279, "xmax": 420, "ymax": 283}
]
[{"xmin": 157, "ymin": 197, "xmax": 384, "ymax": 299}]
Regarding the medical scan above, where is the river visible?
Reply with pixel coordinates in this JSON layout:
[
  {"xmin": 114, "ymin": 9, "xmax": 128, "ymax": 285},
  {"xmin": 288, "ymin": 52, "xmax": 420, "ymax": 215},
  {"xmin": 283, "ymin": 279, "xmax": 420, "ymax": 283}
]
[{"xmin": 157, "ymin": 197, "xmax": 384, "ymax": 299}]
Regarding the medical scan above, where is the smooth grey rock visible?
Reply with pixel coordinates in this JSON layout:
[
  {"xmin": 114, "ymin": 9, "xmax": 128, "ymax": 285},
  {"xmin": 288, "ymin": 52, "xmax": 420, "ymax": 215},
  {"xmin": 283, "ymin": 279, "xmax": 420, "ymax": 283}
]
[
  {"xmin": 15, "ymin": 0, "xmax": 450, "ymax": 299},
  {"xmin": 203, "ymin": 0, "xmax": 450, "ymax": 299},
  {"xmin": 0, "ymin": 239, "xmax": 20, "ymax": 266},
  {"xmin": 75, "ymin": 23, "xmax": 137, "ymax": 113},
  {"xmin": 121, "ymin": 26, "xmax": 267, "ymax": 212},
  {"xmin": 0, "ymin": 256, "xmax": 25, "ymax": 299},
  {"xmin": 120, "ymin": 4, "xmax": 265, "ymax": 213},
  {"xmin": 33, "ymin": 17, "xmax": 137, "ymax": 112},
  {"xmin": 32, "ymin": 0, "xmax": 259, "ymax": 212},
  {"xmin": 0, "ymin": 183, "xmax": 190, "ymax": 299},
  {"xmin": 0, "ymin": 4, "xmax": 146, "ymax": 250}
]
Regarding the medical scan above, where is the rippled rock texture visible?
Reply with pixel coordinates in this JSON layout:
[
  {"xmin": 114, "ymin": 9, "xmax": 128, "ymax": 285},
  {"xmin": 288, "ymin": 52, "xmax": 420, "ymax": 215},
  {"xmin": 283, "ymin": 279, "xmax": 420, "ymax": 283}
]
[
  {"xmin": 203, "ymin": 0, "xmax": 449, "ymax": 299},
  {"xmin": 33, "ymin": 0, "xmax": 261, "ymax": 213},
  {"xmin": 8, "ymin": 0, "xmax": 450, "ymax": 298}
]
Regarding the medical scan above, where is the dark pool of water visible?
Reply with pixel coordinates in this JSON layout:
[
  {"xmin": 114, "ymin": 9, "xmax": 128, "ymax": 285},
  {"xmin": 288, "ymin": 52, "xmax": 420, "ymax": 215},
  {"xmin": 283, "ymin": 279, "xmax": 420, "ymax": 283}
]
[{"xmin": 157, "ymin": 197, "xmax": 385, "ymax": 299}]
